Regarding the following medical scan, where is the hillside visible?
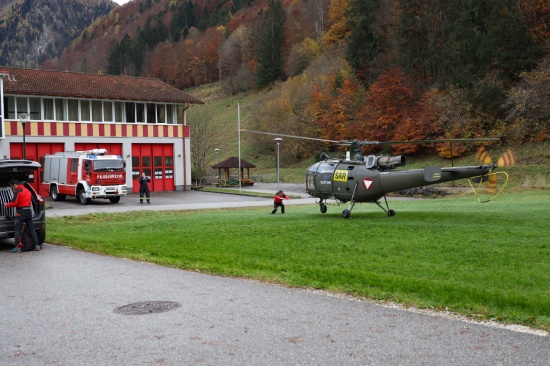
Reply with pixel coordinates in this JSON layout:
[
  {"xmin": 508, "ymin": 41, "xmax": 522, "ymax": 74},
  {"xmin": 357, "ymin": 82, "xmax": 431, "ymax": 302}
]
[
  {"xmin": 0, "ymin": 0, "xmax": 116, "ymax": 68},
  {"xmin": 186, "ymin": 83, "xmax": 550, "ymax": 194}
]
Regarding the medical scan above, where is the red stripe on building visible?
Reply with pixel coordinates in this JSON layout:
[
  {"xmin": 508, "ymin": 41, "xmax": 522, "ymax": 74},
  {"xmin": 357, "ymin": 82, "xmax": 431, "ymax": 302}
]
[
  {"xmin": 87, "ymin": 124, "xmax": 93, "ymax": 136},
  {"xmin": 10, "ymin": 121, "xmax": 18, "ymax": 136},
  {"xmin": 183, "ymin": 125, "xmax": 190, "ymax": 138},
  {"xmin": 63, "ymin": 123, "xmax": 70, "ymax": 136},
  {"xmin": 132, "ymin": 125, "xmax": 138, "ymax": 136},
  {"xmin": 111, "ymin": 124, "xmax": 117, "ymax": 136},
  {"xmin": 75, "ymin": 124, "xmax": 81, "ymax": 136},
  {"xmin": 50, "ymin": 123, "xmax": 57, "ymax": 136},
  {"xmin": 98, "ymin": 124, "xmax": 104, "ymax": 136},
  {"xmin": 39, "ymin": 122, "xmax": 46, "ymax": 136}
]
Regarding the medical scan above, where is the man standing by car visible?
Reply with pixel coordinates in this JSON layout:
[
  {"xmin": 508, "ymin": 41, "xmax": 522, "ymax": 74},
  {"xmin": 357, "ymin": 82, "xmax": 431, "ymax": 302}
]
[{"xmin": 4, "ymin": 178, "xmax": 41, "ymax": 252}]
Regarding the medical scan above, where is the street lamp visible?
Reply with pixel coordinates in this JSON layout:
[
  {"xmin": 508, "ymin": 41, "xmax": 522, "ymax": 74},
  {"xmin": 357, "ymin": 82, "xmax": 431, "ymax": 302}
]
[
  {"xmin": 215, "ymin": 148, "xmax": 220, "ymax": 165},
  {"xmin": 18, "ymin": 113, "xmax": 30, "ymax": 160},
  {"xmin": 274, "ymin": 138, "xmax": 283, "ymax": 192}
]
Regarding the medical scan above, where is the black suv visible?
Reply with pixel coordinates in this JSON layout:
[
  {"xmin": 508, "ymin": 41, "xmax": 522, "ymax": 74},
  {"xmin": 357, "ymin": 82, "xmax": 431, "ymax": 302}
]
[{"xmin": 0, "ymin": 160, "xmax": 46, "ymax": 244}]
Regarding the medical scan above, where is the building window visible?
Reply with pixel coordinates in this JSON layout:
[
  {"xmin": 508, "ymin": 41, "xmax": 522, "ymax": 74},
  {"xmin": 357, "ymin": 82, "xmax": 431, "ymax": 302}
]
[
  {"xmin": 29, "ymin": 97, "xmax": 41, "ymax": 120},
  {"xmin": 2, "ymin": 95, "xmax": 182, "ymax": 125},
  {"xmin": 16, "ymin": 97, "xmax": 28, "ymax": 118},
  {"xmin": 157, "ymin": 104, "xmax": 165, "ymax": 124},
  {"xmin": 147, "ymin": 103, "xmax": 156, "ymax": 124},
  {"xmin": 55, "ymin": 99, "xmax": 67, "ymax": 121},
  {"xmin": 125, "ymin": 102, "xmax": 135, "ymax": 123},
  {"xmin": 136, "ymin": 103, "xmax": 145, "ymax": 123},
  {"xmin": 44, "ymin": 98, "xmax": 54, "ymax": 120},
  {"xmin": 114, "ymin": 102, "xmax": 124, "ymax": 122},
  {"xmin": 92, "ymin": 100, "xmax": 102, "ymax": 122},
  {"xmin": 167, "ymin": 105, "xmax": 174, "ymax": 124},
  {"xmin": 104, "ymin": 101, "xmax": 113, "ymax": 122},
  {"xmin": 68, "ymin": 99, "xmax": 79, "ymax": 121},
  {"xmin": 81, "ymin": 100, "xmax": 91, "ymax": 121}
]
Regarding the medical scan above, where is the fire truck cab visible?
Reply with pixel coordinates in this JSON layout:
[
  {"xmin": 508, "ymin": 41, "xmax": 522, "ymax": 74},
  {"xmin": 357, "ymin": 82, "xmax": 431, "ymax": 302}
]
[{"xmin": 43, "ymin": 149, "xmax": 127, "ymax": 205}]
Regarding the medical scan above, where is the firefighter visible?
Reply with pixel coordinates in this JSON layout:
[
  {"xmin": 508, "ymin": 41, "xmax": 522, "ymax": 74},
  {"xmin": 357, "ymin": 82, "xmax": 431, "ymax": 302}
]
[
  {"xmin": 139, "ymin": 173, "xmax": 151, "ymax": 204},
  {"xmin": 4, "ymin": 179, "xmax": 41, "ymax": 252},
  {"xmin": 271, "ymin": 190, "xmax": 289, "ymax": 214}
]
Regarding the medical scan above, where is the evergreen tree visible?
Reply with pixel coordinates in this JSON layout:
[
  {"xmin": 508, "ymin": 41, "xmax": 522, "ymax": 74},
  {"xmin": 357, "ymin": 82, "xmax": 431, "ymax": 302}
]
[
  {"xmin": 255, "ymin": 0, "xmax": 286, "ymax": 89},
  {"xmin": 345, "ymin": 0, "xmax": 385, "ymax": 84}
]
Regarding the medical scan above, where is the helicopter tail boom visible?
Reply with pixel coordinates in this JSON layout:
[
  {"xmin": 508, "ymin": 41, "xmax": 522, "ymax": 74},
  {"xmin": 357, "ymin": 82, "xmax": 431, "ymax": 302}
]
[{"xmin": 378, "ymin": 165, "xmax": 493, "ymax": 193}]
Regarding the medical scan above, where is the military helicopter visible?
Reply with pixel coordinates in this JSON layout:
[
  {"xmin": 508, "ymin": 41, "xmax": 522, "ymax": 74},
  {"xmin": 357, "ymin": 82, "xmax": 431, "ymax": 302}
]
[{"xmin": 242, "ymin": 130, "xmax": 516, "ymax": 218}]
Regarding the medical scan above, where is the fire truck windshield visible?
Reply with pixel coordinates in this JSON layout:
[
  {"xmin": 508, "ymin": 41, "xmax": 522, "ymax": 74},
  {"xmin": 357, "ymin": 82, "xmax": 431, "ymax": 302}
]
[{"xmin": 93, "ymin": 159, "xmax": 125, "ymax": 172}]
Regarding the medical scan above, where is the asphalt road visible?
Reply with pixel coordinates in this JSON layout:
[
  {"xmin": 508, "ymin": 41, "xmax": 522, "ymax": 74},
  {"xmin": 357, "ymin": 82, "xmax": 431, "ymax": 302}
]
[{"xmin": 1, "ymin": 184, "xmax": 548, "ymax": 365}]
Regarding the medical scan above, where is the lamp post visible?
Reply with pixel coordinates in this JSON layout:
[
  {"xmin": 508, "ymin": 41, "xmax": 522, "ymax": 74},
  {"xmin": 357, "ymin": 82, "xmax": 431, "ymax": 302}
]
[
  {"xmin": 215, "ymin": 148, "xmax": 219, "ymax": 165},
  {"xmin": 274, "ymin": 138, "xmax": 283, "ymax": 192},
  {"xmin": 18, "ymin": 113, "xmax": 30, "ymax": 160}
]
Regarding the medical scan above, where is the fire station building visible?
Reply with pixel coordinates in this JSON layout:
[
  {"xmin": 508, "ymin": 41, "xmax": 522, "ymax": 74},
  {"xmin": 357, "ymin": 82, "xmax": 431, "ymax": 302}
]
[{"xmin": 0, "ymin": 67, "xmax": 203, "ymax": 195}]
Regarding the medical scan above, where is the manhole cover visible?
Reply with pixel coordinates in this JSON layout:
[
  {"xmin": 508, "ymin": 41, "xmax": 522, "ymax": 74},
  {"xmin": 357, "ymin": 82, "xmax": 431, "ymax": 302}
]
[{"xmin": 114, "ymin": 301, "xmax": 182, "ymax": 315}]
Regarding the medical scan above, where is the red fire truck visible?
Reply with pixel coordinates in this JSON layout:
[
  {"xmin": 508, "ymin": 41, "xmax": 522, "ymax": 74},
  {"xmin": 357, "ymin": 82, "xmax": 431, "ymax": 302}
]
[{"xmin": 42, "ymin": 149, "xmax": 127, "ymax": 205}]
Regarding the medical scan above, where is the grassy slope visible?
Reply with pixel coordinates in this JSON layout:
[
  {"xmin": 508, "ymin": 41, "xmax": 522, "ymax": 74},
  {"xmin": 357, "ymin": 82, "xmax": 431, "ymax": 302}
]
[
  {"xmin": 47, "ymin": 190, "xmax": 550, "ymax": 331},
  {"xmin": 188, "ymin": 84, "xmax": 550, "ymax": 188}
]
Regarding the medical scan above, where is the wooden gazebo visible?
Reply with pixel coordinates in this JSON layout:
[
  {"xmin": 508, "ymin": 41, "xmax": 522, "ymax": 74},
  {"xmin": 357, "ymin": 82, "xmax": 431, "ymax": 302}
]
[{"xmin": 212, "ymin": 157, "xmax": 256, "ymax": 187}]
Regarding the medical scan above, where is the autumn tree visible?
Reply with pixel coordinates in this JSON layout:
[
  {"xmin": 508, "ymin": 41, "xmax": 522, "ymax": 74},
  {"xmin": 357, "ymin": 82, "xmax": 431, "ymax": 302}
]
[
  {"xmin": 255, "ymin": 0, "xmax": 286, "ymax": 89},
  {"xmin": 357, "ymin": 67, "xmax": 438, "ymax": 154},
  {"xmin": 322, "ymin": 0, "xmax": 350, "ymax": 46},
  {"xmin": 311, "ymin": 71, "xmax": 366, "ymax": 144},
  {"xmin": 504, "ymin": 56, "xmax": 550, "ymax": 142},
  {"xmin": 187, "ymin": 105, "xmax": 222, "ymax": 183}
]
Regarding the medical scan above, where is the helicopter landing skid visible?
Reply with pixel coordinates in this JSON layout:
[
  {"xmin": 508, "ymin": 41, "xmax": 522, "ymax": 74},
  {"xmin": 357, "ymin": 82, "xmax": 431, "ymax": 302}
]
[{"xmin": 375, "ymin": 196, "xmax": 396, "ymax": 217}]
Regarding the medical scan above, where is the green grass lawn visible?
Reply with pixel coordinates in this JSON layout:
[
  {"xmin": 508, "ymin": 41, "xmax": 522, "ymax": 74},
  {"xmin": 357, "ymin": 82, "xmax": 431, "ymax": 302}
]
[{"xmin": 47, "ymin": 190, "xmax": 550, "ymax": 331}]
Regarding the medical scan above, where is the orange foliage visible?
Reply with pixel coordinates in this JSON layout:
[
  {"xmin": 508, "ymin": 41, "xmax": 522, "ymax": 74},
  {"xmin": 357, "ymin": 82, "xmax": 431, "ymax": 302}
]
[
  {"xmin": 311, "ymin": 74, "xmax": 366, "ymax": 143},
  {"xmin": 357, "ymin": 67, "xmax": 438, "ymax": 154},
  {"xmin": 521, "ymin": 0, "xmax": 550, "ymax": 44}
]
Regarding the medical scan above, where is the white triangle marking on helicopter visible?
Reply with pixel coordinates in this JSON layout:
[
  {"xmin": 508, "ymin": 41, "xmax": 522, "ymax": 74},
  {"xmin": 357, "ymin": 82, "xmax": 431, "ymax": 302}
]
[{"xmin": 363, "ymin": 178, "xmax": 373, "ymax": 190}]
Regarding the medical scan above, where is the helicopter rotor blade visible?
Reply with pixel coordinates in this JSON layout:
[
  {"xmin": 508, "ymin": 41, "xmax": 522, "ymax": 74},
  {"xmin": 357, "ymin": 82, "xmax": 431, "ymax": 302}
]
[
  {"xmin": 239, "ymin": 129, "xmax": 500, "ymax": 147},
  {"xmin": 238, "ymin": 129, "xmax": 344, "ymax": 144}
]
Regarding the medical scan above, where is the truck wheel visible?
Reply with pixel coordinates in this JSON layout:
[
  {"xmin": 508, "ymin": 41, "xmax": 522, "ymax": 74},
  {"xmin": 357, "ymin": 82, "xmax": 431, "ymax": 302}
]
[
  {"xmin": 77, "ymin": 189, "xmax": 91, "ymax": 205},
  {"xmin": 109, "ymin": 196, "xmax": 121, "ymax": 203},
  {"xmin": 50, "ymin": 186, "xmax": 66, "ymax": 201},
  {"xmin": 37, "ymin": 230, "xmax": 46, "ymax": 244}
]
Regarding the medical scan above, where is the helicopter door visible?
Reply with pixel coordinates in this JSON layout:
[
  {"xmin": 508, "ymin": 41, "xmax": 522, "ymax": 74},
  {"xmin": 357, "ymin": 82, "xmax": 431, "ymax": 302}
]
[
  {"xmin": 312, "ymin": 162, "xmax": 337, "ymax": 195},
  {"xmin": 332, "ymin": 164, "xmax": 354, "ymax": 201}
]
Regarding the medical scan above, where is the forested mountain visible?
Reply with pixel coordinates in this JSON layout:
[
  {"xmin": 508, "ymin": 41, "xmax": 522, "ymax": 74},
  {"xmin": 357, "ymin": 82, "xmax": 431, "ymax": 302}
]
[
  {"xmin": 9, "ymin": 0, "xmax": 550, "ymax": 162},
  {"xmin": 0, "ymin": 0, "xmax": 116, "ymax": 68}
]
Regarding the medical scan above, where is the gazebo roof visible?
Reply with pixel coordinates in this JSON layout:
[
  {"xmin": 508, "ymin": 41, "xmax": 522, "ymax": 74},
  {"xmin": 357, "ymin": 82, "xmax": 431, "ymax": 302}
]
[{"xmin": 213, "ymin": 156, "xmax": 256, "ymax": 169}]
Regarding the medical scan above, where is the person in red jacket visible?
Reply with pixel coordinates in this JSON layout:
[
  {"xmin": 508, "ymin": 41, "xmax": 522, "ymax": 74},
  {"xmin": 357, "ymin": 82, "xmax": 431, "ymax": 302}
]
[
  {"xmin": 271, "ymin": 190, "xmax": 289, "ymax": 214},
  {"xmin": 4, "ymin": 179, "xmax": 41, "ymax": 252}
]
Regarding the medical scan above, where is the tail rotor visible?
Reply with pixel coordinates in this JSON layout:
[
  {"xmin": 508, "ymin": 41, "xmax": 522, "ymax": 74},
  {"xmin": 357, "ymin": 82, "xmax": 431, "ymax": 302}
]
[{"xmin": 470, "ymin": 146, "xmax": 516, "ymax": 201}]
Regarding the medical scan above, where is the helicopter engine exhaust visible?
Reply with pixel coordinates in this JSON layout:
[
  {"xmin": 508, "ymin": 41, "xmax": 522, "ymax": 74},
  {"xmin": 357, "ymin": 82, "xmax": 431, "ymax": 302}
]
[{"xmin": 377, "ymin": 155, "xmax": 406, "ymax": 169}]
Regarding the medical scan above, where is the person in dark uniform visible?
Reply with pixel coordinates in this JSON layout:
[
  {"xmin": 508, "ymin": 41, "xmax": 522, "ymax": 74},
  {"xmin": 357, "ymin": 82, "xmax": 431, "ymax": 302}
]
[
  {"xmin": 139, "ymin": 173, "xmax": 151, "ymax": 204},
  {"xmin": 4, "ymin": 179, "xmax": 41, "ymax": 252},
  {"xmin": 271, "ymin": 190, "xmax": 289, "ymax": 214}
]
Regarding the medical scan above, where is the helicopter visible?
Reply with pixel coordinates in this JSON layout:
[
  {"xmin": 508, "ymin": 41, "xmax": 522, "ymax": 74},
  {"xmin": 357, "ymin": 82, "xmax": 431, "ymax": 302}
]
[{"xmin": 241, "ymin": 130, "xmax": 516, "ymax": 218}]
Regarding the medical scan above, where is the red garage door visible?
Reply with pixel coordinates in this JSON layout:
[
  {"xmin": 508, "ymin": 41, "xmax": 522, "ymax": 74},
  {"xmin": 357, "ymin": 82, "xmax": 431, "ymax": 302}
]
[
  {"xmin": 75, "ymin": 143, "xmax": 123, "ymax": 156},
  {"xmin": 10, "ymin": 143, "xmax": 65, "ymax": 196},
  {"xmin": 131, "ymin": 144, "xmax": 174, "ymax": 192}
]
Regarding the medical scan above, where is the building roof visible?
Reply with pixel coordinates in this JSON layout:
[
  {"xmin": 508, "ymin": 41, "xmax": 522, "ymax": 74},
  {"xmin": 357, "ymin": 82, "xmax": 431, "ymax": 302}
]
[
  {"xmin": 0, "ymin": 67, "xmax": 204, "ymax": 104},
  {"xmin": 213, "ymin": 156, "xmax": 256, "ymax": 169}
]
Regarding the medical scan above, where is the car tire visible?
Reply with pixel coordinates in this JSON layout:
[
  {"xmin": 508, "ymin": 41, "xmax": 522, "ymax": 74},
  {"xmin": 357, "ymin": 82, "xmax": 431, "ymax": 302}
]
[{"xmin": 37, "ymin": 230, "xmax": 46, "ymax": 244}]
